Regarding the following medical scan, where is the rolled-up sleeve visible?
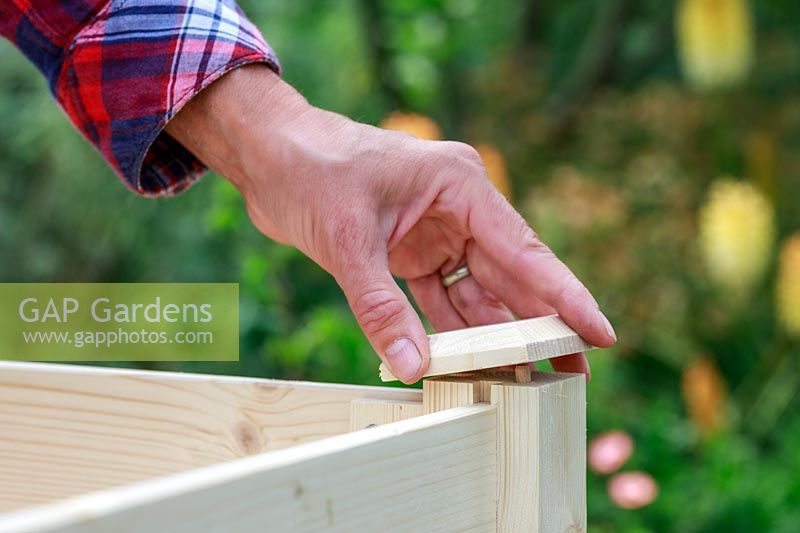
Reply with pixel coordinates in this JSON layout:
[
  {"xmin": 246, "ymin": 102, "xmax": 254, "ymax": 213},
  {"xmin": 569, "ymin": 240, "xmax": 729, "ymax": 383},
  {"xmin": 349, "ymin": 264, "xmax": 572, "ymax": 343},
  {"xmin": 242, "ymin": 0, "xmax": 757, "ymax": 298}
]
[{"xmin": 0, "ymin": 0, "xmax": 280, "ymax": 196}]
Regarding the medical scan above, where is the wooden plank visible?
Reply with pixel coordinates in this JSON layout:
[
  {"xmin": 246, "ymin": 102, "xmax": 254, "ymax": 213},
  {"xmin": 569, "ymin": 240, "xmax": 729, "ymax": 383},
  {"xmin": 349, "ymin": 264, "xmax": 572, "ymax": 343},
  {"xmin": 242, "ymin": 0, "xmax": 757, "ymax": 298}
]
[
  {"xmin": 379, "ymin": 315, "xmax": 594, "ymax": 381},
  {"xmin": 0, "ymin": 362, "xmax": 420, "ymax": 513},
  {"xmin": 491, "ymin": 373, "xmax": 586, "ymax": 532},
  {"xmin": 0, "ymin": 405, "xmax": 498, "ymax": 533},
  {"xmin": 348, "ymin": 399, "xmax": 423, "ymax": 431}
]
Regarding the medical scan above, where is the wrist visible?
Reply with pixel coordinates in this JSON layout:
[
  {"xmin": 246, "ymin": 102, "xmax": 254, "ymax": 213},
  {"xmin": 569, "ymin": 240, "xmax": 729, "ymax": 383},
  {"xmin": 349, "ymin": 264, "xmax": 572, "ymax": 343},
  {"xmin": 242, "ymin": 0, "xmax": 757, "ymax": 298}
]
[{"xmin": 166, "ymin": 64, "xmax": 313, "ymax": 191}]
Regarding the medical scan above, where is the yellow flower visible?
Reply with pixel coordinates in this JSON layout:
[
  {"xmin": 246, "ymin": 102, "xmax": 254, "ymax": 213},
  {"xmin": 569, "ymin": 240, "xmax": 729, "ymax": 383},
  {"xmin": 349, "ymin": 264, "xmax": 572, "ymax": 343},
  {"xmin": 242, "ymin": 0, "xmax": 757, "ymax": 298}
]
[
  {"xmin": 698, "ymin": 179, "xmax": 774, "ymax": 293},
  {"xmin": 475, "ymin": 143, "xmax": 512, "ymax": 200},
  {"xmin": 777, "ymin": 234, "xmax": 800, "ymax": 337},
  {"xmin": 379, "ymin": 112, "xmax": 442, "ymax": 140},
  {"xmin": 676, "ymin": 0, "xmax": 754, "ymax": 90},
  {"xmin": 682, "ymin": 357, "xmax": 727, "ymax": 434}
]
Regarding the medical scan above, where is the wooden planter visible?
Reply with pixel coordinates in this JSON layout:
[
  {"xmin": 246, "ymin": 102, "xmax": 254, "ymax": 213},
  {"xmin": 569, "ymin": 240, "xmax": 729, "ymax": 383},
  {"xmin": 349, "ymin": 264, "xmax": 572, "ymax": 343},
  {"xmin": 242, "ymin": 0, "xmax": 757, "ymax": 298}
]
[{"xmin": 0, "ymin": 324, "xmax": 587, "ymax": 532}]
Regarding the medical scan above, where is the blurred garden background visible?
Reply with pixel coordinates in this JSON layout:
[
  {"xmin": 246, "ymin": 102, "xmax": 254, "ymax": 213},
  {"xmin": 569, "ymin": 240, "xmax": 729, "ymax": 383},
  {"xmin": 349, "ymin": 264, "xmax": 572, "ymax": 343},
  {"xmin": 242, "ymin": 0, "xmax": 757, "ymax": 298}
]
[{"xmin": 1, "ymin": 0, "xmax": 800, "ymax": 530}]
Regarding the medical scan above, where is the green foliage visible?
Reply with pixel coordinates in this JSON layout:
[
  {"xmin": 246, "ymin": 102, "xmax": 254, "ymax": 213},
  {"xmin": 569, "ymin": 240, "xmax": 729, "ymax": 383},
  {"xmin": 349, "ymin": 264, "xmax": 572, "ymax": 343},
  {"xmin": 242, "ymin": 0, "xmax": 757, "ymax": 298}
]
[{"xmin": 2, "ymin": 0, "xmax": 800, "ymax": 529}]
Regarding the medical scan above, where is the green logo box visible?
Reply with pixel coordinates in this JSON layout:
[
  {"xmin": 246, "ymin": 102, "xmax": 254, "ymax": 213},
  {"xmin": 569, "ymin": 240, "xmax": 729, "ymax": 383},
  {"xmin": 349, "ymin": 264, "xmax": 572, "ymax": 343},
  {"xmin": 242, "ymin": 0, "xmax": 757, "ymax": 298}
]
[{"xmin": 0, "ymin": 283, "xmax": 238, "ymax": 361}]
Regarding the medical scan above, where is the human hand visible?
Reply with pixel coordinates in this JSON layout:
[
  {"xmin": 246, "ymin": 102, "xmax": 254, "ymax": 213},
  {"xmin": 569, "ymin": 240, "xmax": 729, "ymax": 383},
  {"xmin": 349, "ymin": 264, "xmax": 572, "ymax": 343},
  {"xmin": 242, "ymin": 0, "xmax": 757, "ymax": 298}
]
[{"xmin": 167, "ymin": 65, "xmax": 616, "ymax": 384}]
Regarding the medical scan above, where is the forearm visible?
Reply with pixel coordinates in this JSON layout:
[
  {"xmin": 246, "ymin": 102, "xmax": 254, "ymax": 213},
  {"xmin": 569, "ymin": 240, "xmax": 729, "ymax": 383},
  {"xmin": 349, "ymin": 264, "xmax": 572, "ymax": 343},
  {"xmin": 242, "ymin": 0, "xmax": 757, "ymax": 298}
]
[
  {"xmin": 1, "ymin": 0, "xmax": 280, "ymax": 196},
  {"xmin": 166, "ymin": 66, "xmax": 305, "ymax": 192}
]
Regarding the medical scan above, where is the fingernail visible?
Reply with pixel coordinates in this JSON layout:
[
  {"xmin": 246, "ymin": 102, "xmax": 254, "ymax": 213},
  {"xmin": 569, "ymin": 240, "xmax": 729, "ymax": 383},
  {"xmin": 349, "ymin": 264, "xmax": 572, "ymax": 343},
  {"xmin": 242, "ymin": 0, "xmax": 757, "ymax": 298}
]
[
  {"xmin": 385, "ymin": 338, "xmax": 423, "ymax": 382},
  {"xmin": 598, "ymin": 310, "xmax": 617, "ymax": 342}
]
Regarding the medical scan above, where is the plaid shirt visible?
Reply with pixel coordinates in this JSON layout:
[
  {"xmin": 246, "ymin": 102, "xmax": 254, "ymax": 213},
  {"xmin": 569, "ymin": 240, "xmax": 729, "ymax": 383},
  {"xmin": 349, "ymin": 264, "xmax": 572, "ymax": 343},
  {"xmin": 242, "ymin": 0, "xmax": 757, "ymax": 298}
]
[{"xmin": 0, "ymin": 0, "xmax": 280, "ymax": 196}]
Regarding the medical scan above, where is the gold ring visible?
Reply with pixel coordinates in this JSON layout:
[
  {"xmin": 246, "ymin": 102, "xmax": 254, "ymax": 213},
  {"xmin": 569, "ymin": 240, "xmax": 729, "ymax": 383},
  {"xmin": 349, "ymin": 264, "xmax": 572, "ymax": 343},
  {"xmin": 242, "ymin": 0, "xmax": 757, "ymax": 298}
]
[{"xmin": 442, "ymin": 265, "xmax": 471, "ymax": 288}]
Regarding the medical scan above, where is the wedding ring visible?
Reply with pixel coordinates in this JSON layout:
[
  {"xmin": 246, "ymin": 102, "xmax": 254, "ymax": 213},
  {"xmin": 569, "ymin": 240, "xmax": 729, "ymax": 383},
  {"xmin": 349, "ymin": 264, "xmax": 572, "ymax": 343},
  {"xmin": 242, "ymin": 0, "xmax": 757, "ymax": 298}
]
[{"xmin": 442, "ymin": 265, "xmax": 471, "ymax": 288}]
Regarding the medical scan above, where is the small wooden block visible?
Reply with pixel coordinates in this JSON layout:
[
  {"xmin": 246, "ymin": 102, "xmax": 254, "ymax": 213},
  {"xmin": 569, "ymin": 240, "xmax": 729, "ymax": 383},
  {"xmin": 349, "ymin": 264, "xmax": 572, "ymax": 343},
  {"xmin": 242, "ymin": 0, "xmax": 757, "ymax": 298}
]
[
  {"xmin": 379, "ymin": 315, "xmax": 594, "ymax": 382},
  {"xmin": 514, "ymin": 364, "xmax": 532, "ymax": 384}
]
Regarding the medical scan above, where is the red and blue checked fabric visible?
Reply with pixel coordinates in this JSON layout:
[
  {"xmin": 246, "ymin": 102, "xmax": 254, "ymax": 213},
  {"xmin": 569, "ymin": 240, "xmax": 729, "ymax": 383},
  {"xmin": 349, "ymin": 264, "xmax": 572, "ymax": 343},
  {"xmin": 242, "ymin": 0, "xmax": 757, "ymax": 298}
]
[{"xmin": 0, "ymin": 0, "xmax": 280, "ymax": 196}]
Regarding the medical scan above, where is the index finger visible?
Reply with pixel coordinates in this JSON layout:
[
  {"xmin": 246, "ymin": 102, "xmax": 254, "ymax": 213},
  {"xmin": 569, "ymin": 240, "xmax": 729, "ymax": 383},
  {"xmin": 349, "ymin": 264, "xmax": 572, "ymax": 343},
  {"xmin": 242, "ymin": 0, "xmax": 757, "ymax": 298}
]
[{"xmin": 468, "ymin": 185, "xmax": 616, "ymax": 348}]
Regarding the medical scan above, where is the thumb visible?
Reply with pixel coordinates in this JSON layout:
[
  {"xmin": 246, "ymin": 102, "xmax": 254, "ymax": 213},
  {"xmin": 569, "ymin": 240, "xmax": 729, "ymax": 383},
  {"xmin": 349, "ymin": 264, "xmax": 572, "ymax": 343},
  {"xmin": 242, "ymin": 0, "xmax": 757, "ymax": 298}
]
[{"xmin": 336, "ymin": 262, "xmax": 430, "ymax": 384}]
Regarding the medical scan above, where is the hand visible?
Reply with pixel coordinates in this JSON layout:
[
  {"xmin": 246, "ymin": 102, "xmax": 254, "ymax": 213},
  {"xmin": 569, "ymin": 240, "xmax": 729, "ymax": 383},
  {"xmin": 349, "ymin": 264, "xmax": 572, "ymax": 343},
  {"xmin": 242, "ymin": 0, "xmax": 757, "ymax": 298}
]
[{"xmin": 167, "ymin": 65, "xmax": 616, "ymax": 383}]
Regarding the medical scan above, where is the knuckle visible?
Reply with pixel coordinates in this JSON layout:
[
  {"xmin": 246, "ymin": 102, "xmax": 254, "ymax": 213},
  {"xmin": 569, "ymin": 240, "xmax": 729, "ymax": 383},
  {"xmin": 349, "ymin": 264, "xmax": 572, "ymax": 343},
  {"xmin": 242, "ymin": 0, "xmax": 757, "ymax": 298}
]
[
  {"xmin": 433, "ymin": 142, "xmax": 486, "ymax": 180},
  {"xmin": 513, "ymin": 244, "xmax": 548, "ymax": 273},
  {"xmin": 449, "ymin": 285, "xmax": 471, "ymax": 309},
  {"xmin": 508, "ymin": 226, "xmax": 551, "ymax": 276},
  {"xmin": 509, "ymin": 214, "xmax": 543, "ymax": 251},
  {"xmin": 451, "ymin": 283, "xmax": 504, "ymax": 313},
  {"xmin": 476, "ymin": 290, "xmax": 505, "ymax": 311},
  {"xmin": 552, "ymin": 275, "xmax": 586, "ymax": 305},
  {"xmin": 351, "ymin": 287, "xmax": 406, "ymax": 336},
  {"xmin": 451, "ymin": 142, "xmax": 483, "ymax": 166}
]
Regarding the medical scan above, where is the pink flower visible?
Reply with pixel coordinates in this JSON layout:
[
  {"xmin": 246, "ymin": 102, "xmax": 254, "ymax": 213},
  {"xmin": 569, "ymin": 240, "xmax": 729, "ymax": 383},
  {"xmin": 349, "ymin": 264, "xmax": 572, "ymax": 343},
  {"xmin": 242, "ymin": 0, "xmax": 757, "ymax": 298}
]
[
  {"xmin": 607, "ymin": 471, "xmax": 659, "ymax": 509},
  {"xmin": 588, "ymin": 430, "xmax": 634, "ymax": 474}
]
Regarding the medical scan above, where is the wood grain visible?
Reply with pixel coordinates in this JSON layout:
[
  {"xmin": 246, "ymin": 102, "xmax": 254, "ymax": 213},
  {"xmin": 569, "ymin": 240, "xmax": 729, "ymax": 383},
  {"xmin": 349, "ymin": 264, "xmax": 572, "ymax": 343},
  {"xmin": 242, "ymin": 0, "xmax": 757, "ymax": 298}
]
[
  {"xmin": 423, "ymin": 371, "xmax": 587, "ymax": 532},
  {"xmin": 491, "ymin": 373, "xmax": 586, "ymax": 532},
  {"xmin": 348, "ymin": 399, "xmax": 423, "ymax": 431},
  {"xmin": 0, "ymin": 405, "xmax": 497, "ymax": 533},
  {"xmin": 379, "ymin": 315, "xmax": 594, "ymax": 381},
  {"xmin": 0, "ymin": 362, "xmax": 420, "ymax": 513},
  {"xmin": 422, "ymin": 378, "xmax": 480, "ymax": 414}
]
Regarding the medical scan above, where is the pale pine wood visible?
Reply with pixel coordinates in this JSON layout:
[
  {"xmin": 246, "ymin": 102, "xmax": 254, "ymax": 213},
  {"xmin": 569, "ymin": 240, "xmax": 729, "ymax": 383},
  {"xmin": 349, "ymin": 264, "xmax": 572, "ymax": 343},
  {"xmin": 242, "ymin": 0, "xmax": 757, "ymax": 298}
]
[
  {"xmin": 423, "ymin": 371, "xmax": 586, "ymax": 532},
  {"xmin": 348, "ymin": 398, "xmax": 423, "ymax": 431},
  {"xmin": 379, "ymin": 315, "xmax": 594, "ymax": 381},
  {"xmin": 0, "ymin": 405, "xmax": 498, "ymax": 533},
  {"xmin": 422, "ymin": 378, "xmax": 480, "ymax": 414},
  {"xmin": 0, "ymin": 362, "xmax": 420, "ymax": 512},
  {"xmin": 2, "ymin": 331, "xmax": 589, "ymax": 531},
  {"xmin": 491, "ymin": 373, "xmax": 586, "ymax": 532}
]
